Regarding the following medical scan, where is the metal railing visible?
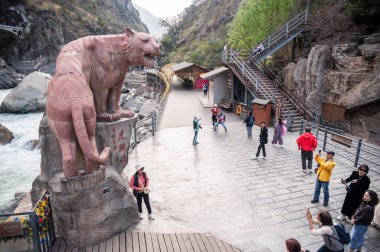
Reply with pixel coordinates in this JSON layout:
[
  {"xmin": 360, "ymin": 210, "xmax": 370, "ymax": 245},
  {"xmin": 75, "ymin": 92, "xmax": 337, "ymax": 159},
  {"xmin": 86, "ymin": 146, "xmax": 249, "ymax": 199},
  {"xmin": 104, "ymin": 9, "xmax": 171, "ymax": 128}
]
[
  {"xmin": 300, "ymin": 120, "xmax": 380, "ymax": 172},
  {"xmin": 251, "ymin": 8, "xmax": 308, "ymax": 60},
  {"xmin": 250, "ymin": 54, "xmax": 316, "ymax": 121},
  {"xmin": 129, "ymin": 69, "xmax": 171, "ymax": 151},
  {"xmin": 0, "ymin": 190, "xmax": 55, "ymax": 252},
  {"xmin": 225, "ymin": 50, "xmax": 294, "ymax": 120}
]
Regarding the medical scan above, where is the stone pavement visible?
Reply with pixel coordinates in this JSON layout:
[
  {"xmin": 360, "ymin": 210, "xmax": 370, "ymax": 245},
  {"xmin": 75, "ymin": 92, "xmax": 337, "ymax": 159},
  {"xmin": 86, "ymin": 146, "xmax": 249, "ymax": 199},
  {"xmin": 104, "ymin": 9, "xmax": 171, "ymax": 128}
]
[{"xmin": 125, "ymin": 85, "xmax": 380, "ymax": 252}]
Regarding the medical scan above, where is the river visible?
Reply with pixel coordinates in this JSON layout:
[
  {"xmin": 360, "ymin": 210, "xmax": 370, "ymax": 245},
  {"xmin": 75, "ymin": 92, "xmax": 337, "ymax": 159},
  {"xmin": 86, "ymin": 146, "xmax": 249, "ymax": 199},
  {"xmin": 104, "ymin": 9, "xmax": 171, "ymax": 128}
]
[{"xmin": 0, "ymin": 89, "xmax": 42, "ymax": 208}]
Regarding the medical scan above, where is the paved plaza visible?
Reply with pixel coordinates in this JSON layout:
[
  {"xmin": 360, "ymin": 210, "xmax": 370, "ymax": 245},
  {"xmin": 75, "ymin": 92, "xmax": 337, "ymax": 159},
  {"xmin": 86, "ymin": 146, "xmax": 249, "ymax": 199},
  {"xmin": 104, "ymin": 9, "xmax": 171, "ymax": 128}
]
[{"xmin": 125, "ymin": 84, "xmax": 380, "ymax": 252}]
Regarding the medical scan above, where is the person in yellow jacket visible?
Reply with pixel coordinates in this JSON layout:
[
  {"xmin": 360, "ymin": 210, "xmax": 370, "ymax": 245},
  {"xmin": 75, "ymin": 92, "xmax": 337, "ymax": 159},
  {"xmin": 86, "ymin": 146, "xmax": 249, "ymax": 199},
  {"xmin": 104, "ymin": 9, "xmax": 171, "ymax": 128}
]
[{"xmin": 311, "ymin": 151, "xmax": 336, "ymax": 207}]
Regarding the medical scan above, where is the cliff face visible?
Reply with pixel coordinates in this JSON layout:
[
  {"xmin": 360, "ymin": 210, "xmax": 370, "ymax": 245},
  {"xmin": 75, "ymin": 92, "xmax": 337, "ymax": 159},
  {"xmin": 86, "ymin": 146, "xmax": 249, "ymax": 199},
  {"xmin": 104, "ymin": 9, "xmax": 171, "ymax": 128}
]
[
  {"xmin": 0, "ymin": 0, "xmax": 147, "ymax": 75},
  {"xmin": 166, "ymin": 0, "xmax": 242, "ymax": 66}
]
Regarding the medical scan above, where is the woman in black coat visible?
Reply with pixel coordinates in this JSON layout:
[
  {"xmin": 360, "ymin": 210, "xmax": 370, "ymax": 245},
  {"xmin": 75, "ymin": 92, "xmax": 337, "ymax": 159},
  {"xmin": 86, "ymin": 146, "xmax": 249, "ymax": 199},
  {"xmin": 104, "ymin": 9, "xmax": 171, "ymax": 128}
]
[{"xmin": 337, "ymin": 164, "xmax": 370, "ymax": 221}]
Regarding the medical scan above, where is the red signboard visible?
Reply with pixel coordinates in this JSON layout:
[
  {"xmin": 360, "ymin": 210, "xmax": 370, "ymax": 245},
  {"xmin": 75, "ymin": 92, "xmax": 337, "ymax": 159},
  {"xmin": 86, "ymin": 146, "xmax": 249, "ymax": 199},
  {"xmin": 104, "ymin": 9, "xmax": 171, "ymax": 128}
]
[{"xmin": 0, "ymin": 222, "xmax": 24, "ymax": 237}]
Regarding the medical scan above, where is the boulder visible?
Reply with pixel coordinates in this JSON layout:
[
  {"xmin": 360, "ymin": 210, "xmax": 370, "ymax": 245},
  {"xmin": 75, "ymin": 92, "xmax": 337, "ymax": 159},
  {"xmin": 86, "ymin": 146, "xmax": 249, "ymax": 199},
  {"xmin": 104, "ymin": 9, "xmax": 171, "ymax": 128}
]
[
  {"xmin": 0, "ymin": 71, "xmax": 51, "ymax": 113},
  {"xmin": 0, "ymin": 58, "xmax": 22, "ymax": 89},
  {"xmin": 364, "ymin": 33, "xmax": 380, "ymax": 44},
  {"xmin": 24, "ymin": 139, "xmax": 40, "ymax": 150},
  {"xmin": 0, "ymin": 124, "xmax": 14, "ymax": 145},
  {"xmin": 332, "ymin": 44, "xmax": 371, "ymax": 72},
  {"xmin": 123, "ymin": 96, "xmax": 148, "ymax": 113},
  {"xmin": 359, "ymin": 44, "xmax": 380, "ymax": 59},
  {"xmin": 138, "ymin": 99, "xmax": 159, "ymax": 118},
  {"xmin": 324, "ymin": 71, "xmax": 368, "ymax": 103},
  {"xmin": 282, "ymin": 62, "xmax": 297, "ymax": 90}
]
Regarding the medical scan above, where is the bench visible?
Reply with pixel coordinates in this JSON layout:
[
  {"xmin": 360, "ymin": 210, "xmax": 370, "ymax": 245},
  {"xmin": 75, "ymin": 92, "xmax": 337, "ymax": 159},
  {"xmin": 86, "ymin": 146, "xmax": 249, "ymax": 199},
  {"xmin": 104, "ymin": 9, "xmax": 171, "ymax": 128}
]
[{"xmin": 220, "ymin": 99, "xmax": 231, "ymax": 110}]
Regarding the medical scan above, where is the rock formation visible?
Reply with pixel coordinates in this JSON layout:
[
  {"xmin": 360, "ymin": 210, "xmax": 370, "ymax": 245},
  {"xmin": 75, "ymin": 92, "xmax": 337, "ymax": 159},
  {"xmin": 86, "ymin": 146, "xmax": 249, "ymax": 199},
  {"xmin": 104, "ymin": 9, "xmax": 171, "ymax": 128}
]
[
  {"xmin": 0, "ymin": 124, "xmax": 14, "ymax": 145},
  {"xmin": 0, "ymin": 71, "xmax": 51, "ymax": 113},
  {"xmin": 282, "ymin": 34, "xmax": 380, "ymax": 142}
]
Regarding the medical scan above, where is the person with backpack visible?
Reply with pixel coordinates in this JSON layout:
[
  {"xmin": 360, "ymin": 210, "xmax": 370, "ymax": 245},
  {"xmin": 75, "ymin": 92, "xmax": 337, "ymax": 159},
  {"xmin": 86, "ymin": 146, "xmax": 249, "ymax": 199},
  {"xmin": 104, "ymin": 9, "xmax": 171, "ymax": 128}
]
[
  {"xmin": 271, "ymin": 117, "xmax": 286, "ymax": 148},
  {"xmin": 193, "ymin": 116, "xmax": 202, "ymax": 145},
  {"xmin": 243, "ymin": 112, "xmax": 255, "ymax": 139},
  {"xmin": 296, "ymin": 127, "xmax": 318, "ymax": 174},
  {"xmin": 306, "ymin": 210, "xmax": 344, "ymax": 252},
  {"xmin": 349, "ymin": 190, "xmax": 379, "ymax": 252},
  {"xmin": 129, "ymin": 164, "xmax": 154, "ymax": 220}
]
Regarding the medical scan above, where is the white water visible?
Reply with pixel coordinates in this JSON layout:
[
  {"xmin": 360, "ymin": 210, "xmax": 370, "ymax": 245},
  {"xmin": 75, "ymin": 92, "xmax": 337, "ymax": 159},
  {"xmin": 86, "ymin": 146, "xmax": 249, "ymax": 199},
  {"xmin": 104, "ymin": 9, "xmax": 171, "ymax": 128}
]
[{"xmin": 0, "ymin": 89, "xmax": 43, "ymax": 208}]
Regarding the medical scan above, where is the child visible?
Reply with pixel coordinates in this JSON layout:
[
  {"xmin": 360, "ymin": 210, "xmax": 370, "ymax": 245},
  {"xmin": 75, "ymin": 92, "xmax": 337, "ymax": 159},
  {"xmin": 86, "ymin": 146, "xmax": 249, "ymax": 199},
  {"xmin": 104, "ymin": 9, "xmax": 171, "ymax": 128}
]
[
  {"xmin": 193, "ymin": 116, "xmax": 202, "ymax": 145},
  {"xmin": 253, "ymin": 122, "xmax": 268, "ymax": 159},
  {"xmin": 214, "ymin": 112, "xmax": 227, "ymax": 132}
]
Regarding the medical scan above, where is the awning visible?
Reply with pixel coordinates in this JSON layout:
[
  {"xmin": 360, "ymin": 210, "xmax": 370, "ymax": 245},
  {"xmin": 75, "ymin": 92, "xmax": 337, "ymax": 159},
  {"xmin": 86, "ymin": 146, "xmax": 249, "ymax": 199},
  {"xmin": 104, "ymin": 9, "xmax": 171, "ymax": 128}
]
[
  {"xmin": 171, "ymin": 61, "xmax": 194, "ymax": 72},
  {"xmin": 252, "ymin": 98, "xmax": 271, "ymax": 105},
  {"xmin": 200, "ymin": 67, "xmax": 229, "ymax": 79}
]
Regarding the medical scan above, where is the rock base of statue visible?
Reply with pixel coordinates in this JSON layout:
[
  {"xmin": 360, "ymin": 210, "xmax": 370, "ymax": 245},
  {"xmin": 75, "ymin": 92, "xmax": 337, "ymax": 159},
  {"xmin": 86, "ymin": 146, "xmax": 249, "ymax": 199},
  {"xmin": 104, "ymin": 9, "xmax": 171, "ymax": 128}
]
[{"xmin": 49, "ymin": 165, "xmax": 139, "ymax": 248}]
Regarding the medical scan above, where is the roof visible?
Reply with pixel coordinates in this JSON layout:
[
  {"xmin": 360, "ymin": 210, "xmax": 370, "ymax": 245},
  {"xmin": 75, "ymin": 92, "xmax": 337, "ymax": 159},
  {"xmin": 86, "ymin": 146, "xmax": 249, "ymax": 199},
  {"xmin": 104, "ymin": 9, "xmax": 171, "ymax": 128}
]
[
  {"xmin": 252, "ymin": 98, "xmax": 271, "ymax": 105},
  {"xmin": 200, "ymin": 67, "xmax": 229, "ymax": 79},
  {"xmin": 171, "ymin": 61, "xmax": 194, "ymax": 72}
]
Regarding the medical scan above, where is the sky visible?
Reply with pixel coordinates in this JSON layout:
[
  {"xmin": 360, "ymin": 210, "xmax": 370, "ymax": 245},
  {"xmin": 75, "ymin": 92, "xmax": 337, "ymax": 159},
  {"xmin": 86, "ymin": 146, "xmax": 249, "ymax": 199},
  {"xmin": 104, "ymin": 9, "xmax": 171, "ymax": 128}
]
[{"xmin": 132, "ymin": 0, "xmax": 192, "ymax": 19}]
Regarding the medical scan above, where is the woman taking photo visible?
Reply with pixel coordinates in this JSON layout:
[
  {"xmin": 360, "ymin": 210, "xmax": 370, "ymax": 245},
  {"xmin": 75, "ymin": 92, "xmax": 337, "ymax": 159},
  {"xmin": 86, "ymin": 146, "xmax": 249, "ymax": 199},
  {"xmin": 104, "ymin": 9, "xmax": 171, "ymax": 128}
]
[
  {"xmin": 349, "ymin": 190, "xmax": 379, "ymax": 252},
  {"xmin": 306, "ymin": 210, "xmax": 344, "ymax": 252},
  {"xmin": 338, "ymin": 164, "xmax": 370, "ymax": 221},
  {"xmin": 130, "ymin": 164, "xmax": 155, "ymax": 220}
]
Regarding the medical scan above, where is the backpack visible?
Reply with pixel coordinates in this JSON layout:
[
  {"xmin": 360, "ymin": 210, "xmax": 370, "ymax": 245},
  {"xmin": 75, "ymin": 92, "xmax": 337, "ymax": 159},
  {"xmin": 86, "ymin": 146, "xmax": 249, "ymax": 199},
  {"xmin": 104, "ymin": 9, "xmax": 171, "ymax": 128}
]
[
  {"xmin": 193, "ymin": 120, "xmax": 197, "ymax": 129},
  {"xmin": 329, "ymin": 222, "xmax": 351, "ymax": 245}
]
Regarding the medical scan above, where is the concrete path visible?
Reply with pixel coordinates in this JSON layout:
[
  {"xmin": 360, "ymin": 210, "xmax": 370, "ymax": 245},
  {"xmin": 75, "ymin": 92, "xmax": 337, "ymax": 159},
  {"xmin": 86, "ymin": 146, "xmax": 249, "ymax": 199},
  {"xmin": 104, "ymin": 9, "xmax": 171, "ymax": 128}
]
[{"xmin": 127, "ymin": 83, "xmax": 380, "ymax": 252}]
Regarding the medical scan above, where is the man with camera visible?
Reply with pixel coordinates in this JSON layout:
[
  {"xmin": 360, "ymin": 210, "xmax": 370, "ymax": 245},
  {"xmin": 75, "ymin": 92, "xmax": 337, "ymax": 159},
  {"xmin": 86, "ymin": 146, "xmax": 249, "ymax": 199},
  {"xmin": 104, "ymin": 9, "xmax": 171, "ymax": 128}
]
[{"xmin": 311, "ymin": 151, "xmax": 336, "ymax": 207}]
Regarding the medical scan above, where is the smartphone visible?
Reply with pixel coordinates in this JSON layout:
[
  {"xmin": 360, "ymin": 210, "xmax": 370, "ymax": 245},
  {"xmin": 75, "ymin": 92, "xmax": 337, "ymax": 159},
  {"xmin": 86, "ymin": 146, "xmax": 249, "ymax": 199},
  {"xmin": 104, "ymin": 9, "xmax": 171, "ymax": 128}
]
[{"xmin": 319, "ymin": 150, "xmax": 322, "ymax": 154}]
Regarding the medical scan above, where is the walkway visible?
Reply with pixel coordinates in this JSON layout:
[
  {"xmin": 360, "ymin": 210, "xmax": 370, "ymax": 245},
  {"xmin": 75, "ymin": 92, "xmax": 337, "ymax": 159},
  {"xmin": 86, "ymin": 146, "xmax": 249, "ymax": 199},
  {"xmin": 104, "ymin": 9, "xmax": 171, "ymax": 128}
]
[
  {"xmin": 52, "ymin": 231, "xmax": 241, "ymax": 252},
  {"xmin": 125, "ymin": 82, "xmax": 380, "ymax": 251}
]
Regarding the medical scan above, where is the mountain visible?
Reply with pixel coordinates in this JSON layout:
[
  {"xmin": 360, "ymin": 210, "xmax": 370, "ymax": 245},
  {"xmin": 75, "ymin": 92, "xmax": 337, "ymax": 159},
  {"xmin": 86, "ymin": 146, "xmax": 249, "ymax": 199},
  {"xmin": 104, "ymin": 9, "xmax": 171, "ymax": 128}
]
[
  {"xmin": 132, "ymin": 2, "xmax": 166, "ymax": 39},
  {"xmin": 162, "ymin": 0, "xmax": 242, "ymax": 67},
  {"xmin": 0, "ymin": 0, "xmax": 148, "ymax": 75}
]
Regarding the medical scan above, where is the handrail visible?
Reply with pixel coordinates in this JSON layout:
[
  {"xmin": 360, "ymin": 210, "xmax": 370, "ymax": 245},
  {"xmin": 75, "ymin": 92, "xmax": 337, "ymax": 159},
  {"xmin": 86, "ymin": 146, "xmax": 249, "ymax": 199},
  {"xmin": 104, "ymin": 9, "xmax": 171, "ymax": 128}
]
[
  {"xmin": 250, "ymin": 54, "xmax": 315, "ymax": 121},
  {"xmin": 226, "ymin": 50, "xmax": 293, "ymax": 118}
]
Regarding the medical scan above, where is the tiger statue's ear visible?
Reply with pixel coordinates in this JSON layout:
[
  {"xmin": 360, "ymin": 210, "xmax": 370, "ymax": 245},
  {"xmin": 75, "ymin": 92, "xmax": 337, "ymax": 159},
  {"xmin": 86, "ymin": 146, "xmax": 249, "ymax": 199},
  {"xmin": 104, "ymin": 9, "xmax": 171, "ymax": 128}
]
[{"xmin": 124, "ymin": 27, "xmax": 135, "ymax": 38}]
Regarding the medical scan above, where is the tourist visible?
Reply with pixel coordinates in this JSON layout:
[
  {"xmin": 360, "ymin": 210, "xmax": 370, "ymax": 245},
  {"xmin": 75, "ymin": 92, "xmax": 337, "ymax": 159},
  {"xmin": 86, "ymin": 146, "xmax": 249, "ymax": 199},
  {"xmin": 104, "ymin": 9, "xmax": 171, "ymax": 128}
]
[
  {"xmin": 271, "ymin": 117, "xmax": 286, "ymax": 147},
  {"xmin": 202, "ymin": 83, "xmax": 208, "ymax": 96},
  {"xmin": 349, "ymin": 190, "xmax": 379, "ymax": 252},
  {"xmin": 337, "ymin": 164, "xmax": 370, "ymax": 222},
  {"xmin": 285, "ymin": 238, "xmax": 309, "ymax": 252},
  {"xmin": 193, "ymin": 116, "xmax": 202, "ymax": 145},
  {"xmin": 214, "ymin": 111, "xmax": 227, "ymax": 132},
  {"xmin": 311, "ymin": 151, "xmax": 336, "ymax": 207},
  {"xmin": 296, "ymin": 127, "xmax": 318, "ymax": 174},
  {"xmin": 129, "ymin": 164, "xmax": 154, "ymax": 220},
  {"xmin": 211, "ymin": 104, "xmax": 219, "ymax": 127},
  {"xmin": 243, "ymin": 112, "xmax": 255, "ymax": 139},
  {"xmin": 253, "ymin": 122, "xmax": 268, "ymax": 159},
  {"xmin": 305, "ymin": 210, "xmax": 344, "ymax": 252}
]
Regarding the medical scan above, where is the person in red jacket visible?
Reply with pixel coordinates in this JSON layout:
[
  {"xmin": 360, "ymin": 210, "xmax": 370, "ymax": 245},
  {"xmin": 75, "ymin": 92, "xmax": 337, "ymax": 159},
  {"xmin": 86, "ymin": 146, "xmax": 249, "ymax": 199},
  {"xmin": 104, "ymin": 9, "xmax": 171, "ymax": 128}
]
[
  {"xmin": 296, "ymin": 127, "xmax": 318, "ymax": 174},
  {"xmin": 211, "ymin": 104, "xmax": 219, "ymax": 127}
]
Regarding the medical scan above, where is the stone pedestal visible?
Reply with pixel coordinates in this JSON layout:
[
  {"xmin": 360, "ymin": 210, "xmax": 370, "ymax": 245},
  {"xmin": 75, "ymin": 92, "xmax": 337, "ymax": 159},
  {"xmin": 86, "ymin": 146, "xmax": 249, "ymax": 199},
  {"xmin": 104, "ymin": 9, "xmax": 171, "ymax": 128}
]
[
  {"xmin": 96, "ymin": 117, "xmax": 138, "ymax": 173},
  {"xmin": 49, "ymin": 166, "xmax": 139, "ymax": 247}
]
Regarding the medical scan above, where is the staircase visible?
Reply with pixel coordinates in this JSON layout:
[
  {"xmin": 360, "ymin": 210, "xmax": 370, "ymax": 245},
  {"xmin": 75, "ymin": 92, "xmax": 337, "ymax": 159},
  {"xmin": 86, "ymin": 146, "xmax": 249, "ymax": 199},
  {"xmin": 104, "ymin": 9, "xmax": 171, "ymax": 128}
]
[
  {"xmin": 252, "ymin": 7, "xmax": 309, "ymax": 61},
  {"xmin": 224, "ymin": 50, "xmax": 313, "ymax": 132}
]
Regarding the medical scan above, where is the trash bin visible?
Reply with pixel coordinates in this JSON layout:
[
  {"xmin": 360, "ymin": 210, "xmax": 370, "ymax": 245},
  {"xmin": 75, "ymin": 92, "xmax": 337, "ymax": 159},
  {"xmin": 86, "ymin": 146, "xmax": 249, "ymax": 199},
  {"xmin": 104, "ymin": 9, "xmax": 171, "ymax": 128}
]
[{"xmin": 252, "ymin": 98, "xmax": 271, "ymax": 127}]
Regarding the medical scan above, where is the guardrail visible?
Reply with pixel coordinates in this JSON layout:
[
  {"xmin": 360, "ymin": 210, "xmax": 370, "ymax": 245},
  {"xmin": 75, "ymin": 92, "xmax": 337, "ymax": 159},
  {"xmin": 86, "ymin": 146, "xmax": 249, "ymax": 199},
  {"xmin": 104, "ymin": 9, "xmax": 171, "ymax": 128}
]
[
  {"xmin": 300, "ymin": 120, "xmax": 380, "ymax": 172},
  {"xmin": 129, "ymin": 69, "xmax": 170, "ymax": 151},
  {"xmin": 0, "ymin": 190, "xmax": 55, "ymax": 252}
]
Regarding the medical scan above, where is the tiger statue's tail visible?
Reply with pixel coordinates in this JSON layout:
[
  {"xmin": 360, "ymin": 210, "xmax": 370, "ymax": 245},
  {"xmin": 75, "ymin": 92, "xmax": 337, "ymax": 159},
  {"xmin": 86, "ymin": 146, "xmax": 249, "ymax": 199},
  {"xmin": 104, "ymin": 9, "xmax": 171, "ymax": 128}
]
[{"xmin": 71, "ymin": 100, "xmax": 110, "ymax": 165}]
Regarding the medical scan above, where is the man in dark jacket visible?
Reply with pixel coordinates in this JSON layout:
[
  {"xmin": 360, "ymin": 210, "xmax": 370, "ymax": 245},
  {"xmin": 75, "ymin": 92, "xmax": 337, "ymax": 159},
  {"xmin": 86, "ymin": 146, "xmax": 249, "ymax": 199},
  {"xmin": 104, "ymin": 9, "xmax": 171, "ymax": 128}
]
[
  {"xmin": 297, "ymin": 127, "xmax": 318, "ymax": 174},
  {"xmin": 243, "ymin": 112, "xmax": 255, "ymax": 139},
  {"xmin": 253, "ymin": 122, "xmax": 268, "ymax": 159}
]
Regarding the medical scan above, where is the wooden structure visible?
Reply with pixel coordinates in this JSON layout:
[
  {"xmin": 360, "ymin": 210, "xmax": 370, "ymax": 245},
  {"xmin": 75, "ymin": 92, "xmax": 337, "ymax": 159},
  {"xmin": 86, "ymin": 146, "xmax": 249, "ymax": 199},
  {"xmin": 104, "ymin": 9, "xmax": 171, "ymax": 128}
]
[
  {"xmin": 171, "ymin": 61, "xmax": 210, "ymax": 88},
  {"xmin": 252, "ymin": 98, "xmax": 271, "ymax": 126},
  {"xmin": 51, "ymin": 230, "xmax": 242, "ymax": 252}
]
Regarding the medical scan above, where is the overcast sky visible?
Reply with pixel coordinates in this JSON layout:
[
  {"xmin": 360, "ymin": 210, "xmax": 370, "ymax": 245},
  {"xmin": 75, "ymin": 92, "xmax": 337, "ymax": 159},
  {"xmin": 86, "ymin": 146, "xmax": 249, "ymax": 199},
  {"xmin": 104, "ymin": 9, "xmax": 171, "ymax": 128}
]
[{"xmin": 133, "ymin": 0, "xmax": 192, "ymax": 19}]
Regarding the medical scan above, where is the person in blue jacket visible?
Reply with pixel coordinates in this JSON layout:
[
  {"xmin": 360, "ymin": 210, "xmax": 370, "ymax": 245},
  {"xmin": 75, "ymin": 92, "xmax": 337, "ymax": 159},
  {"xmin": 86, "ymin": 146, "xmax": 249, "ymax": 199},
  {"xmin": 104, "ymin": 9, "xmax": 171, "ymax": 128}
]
[{"xmin": 243, "ymin": 112, "xmax": 255, "ymax": 139}]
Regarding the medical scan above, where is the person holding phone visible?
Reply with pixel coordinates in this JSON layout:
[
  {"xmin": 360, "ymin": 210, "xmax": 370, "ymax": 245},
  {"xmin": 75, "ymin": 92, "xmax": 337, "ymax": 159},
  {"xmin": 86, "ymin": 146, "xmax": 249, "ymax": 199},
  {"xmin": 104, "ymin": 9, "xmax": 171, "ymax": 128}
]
[
  {"xmin": 311, "ymin": 151, "xmax": 336, "ymax": 207},
  {"xmin": 337, "ymin": 164, "xmax": 370, "ymax": 222}
]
